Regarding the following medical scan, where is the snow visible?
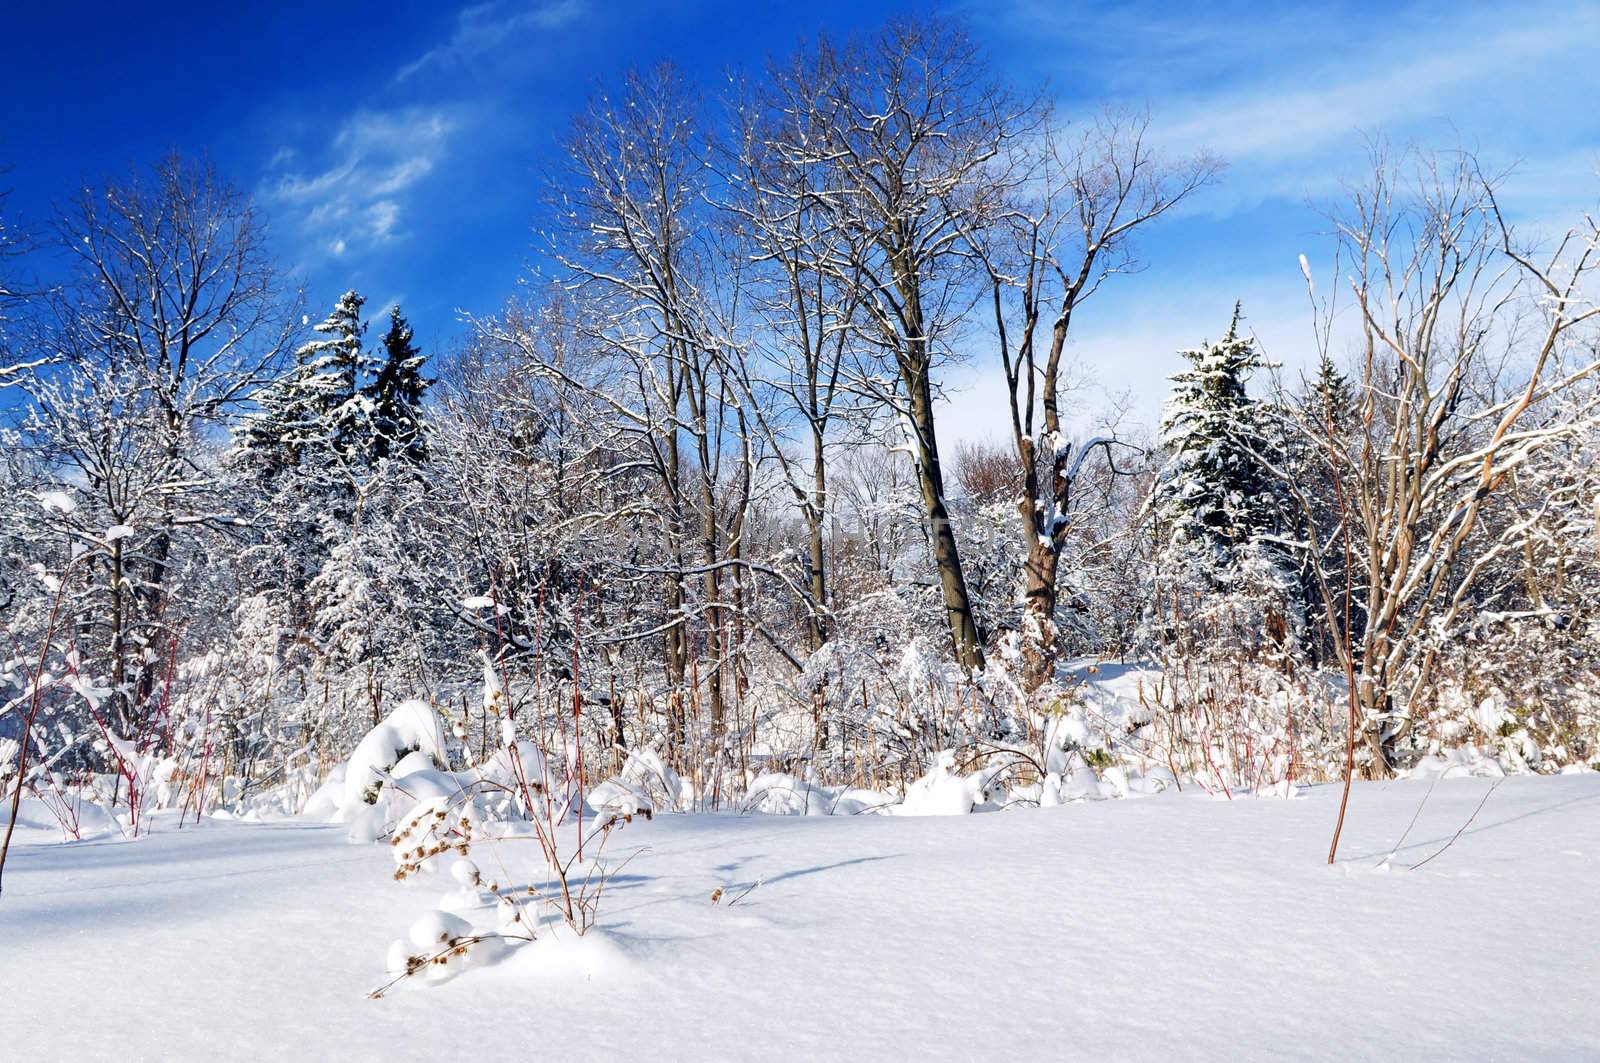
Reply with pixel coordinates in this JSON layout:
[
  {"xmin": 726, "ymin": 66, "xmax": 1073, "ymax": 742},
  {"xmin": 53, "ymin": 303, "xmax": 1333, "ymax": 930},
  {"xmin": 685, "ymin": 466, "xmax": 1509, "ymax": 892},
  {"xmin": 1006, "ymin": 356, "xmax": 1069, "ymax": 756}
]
[
  {"xmin": 37, "ymin": 490, "xmax": 77, "ymax": 514},
  {"xmin": 895, "ymin": 747, "xmax": 1006, "ymax": 813},
  {"xmin": 589, "ymin": 746, "xmax": 692, "ymax": 814},
  {"xmin": 741, "ymin": 771, "xmax": 894, "ymax": 816},
  {"xmin": 338, "ymin": 699, "xmax": 450, "ymax": 814},
  {"xmin": 5, "ymin": 774, "xmax": 1598, "ymax": 1061}
]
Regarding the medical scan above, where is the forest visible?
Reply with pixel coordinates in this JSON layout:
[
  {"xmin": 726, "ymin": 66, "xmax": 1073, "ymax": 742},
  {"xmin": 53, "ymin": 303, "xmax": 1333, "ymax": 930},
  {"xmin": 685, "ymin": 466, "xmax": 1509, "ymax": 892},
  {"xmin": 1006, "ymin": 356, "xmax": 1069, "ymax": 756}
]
[
  {"xmin": 5, "ymin": 15, "xmax": 1600, "ymax": 841},
  {"xmin": 2, "ymin": 13, "xmax": 1599, "ymax": 1057}
]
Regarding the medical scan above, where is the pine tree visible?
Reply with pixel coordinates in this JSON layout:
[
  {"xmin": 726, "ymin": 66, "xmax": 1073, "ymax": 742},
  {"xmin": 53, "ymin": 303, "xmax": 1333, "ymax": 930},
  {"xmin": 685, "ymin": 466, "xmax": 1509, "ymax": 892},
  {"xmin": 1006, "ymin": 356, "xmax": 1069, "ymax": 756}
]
[
  {"xmin": 1295, "ymin": 353, "xmax": 1362, "ymax": 662},
  {"xmin": 366, "ymin": 305, "xmax": 430, "ymax": 464},
  {"xmin": 1151, "ymin": 304, "xmax": 1292, "ymax": 591},
  {"xmin": 239, "ymin": 290, "xmax": 375, "ymax": 473},
  {"xmin": 1306, "ymin": 353, "xmax": 1354, "ymax": 434},
  {"xmin": 305, "ymin": 290, "xmax": 375, "ymax": 463},
  {"xmin": 1142, "ymin": 302, "xmax": 1309, "ymax": 671},
  {"xmin": 230, "ymin": 291, "xmax": 376, "ymax": 629}
]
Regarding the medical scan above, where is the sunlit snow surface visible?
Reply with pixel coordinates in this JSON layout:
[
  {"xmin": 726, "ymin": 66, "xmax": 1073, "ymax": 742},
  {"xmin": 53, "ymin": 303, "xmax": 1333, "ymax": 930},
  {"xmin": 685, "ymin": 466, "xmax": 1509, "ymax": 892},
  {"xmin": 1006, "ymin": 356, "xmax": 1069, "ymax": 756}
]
[{"xmin": 4, "ymin": 774, "xmax": 1598, "ymax": 1061}]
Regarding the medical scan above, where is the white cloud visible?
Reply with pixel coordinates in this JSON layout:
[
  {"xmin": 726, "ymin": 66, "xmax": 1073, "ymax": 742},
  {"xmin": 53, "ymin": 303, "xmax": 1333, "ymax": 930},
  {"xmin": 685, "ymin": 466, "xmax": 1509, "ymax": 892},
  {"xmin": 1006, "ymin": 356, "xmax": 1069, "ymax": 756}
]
[
  {"xmin": 271, "ymin": 157, "xmax": 360, "ymax": 205},
  {"xmin": 396, "ymin": 0, "xmax": 583, "ymax": 83},
  {"xmin": 371, "ymin": 156, "xmax": 436, "ymax": 197},
  {"xmin": 940, "ymin": 0, "xmax": 1600, "ymax": 427},
  {"xmin": 262, "ymin": 107, "xmax": 454, "ymax": 263},
  {"xmin": 1139, "ymin": 4, "xmax": 1600, "ymax": 215},
  {"xmin": 366, "ymin": 201, "xmax": 401, "ymax": 240},
  {"xmin": 371, "ymin": 293, "xmax": 406, "ymax": 321},
  {"xmin": 977, "ymin": 1, "xmax": 1599, "ymax": 220}
]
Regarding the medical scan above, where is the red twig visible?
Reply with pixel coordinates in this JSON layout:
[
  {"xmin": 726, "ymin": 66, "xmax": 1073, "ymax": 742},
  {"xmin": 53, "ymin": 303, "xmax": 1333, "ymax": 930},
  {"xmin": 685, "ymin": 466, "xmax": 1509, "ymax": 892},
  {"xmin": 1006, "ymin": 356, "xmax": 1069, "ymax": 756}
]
[
  {"xmin": 571, "ymin": 577, "xmax": 586, "ymax": 863},
  {"xmin": 2, "ymin": 557, "xmax": 85, "ymax": 895}
]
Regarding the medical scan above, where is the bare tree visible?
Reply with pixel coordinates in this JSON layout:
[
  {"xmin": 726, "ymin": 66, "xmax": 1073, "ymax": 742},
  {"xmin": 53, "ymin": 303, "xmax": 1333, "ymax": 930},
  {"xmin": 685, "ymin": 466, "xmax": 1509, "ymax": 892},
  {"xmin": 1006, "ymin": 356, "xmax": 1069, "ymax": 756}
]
[
  {"xmin": 532, "ymin": 67, "xmax": 750, "ymax": 744},
  {"xmin": 767, "ymin": 17, "xmax": 1026, "ymax": 671},
  {"xmin": 20, "ymin": 155, "xmax": 297, "ymax": 733},
  {"xmin": 724, "ymin": 70, "xmax": 875, "ymax": 653},
  {"xmin": 978, "ymin": 112, "xmax": 1215, "ymax": 694},
  {"xmin": 1295, "ymin": 148, "xmax": 1600, "ymax": 780}
]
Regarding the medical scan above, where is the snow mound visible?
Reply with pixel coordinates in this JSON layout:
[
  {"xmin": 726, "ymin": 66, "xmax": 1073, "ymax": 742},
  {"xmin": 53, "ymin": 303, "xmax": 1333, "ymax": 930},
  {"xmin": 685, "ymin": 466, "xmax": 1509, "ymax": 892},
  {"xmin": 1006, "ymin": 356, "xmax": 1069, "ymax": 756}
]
[
  {"xmin": 894, "ymin": 750, "xmax": 1006, "ymax": 815},
  {"xmin": 589, "ymin": 748, "xmax": 692, "ymax": 815},
  {"xmin": 498, "ymin": 927, "xmax": 634, "ymax": 981},
  {"xmin": 741, "ymin": 773, "xmax": 894, "ymax": 816},
  {"xmin": 1404, "ymin": 744, "xmax": 1510, "ymax": 780},
  {"xmin": 340, "ymin": 700, "xmax": 449, "ymax": 811}
]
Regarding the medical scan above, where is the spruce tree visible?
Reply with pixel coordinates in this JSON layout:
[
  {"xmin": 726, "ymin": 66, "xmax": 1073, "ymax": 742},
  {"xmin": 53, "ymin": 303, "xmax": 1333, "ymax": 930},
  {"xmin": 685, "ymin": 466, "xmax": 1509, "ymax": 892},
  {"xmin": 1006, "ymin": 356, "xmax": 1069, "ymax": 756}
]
[
  {"xmin": 366, "ymin": 305, "xmax": 430, "ymax": 464},
  {"xmin": 238, "ymin": 290, "xmax": 374, "ymax": 473},
  {"xmin": 231, "ymin": 291, "xmax": 376, "ymax": 625},
  {"xmin": 1144, "ymin": 306, "xmax": 1304, "ymax": 665},
  {"xmin": 307, "ymin": 290, "xmax": 375, "ymax": 463},
  {"xmin": 1151, "ymin": 304, "xmax": 1291, "ymax": 590},
  {"xmin": 1295, "ymin": 352, "xmax": 1362, "ymax": 661},
  {"xmin": 1306, "ymin": 353, "xmax": 1354, "ymax": 434}
]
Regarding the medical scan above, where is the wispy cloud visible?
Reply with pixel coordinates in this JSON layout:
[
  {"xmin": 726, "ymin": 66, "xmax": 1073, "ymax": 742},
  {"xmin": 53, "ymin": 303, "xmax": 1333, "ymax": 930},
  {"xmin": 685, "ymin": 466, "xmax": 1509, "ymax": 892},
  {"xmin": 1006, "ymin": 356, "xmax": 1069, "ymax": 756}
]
[
  {"xmin": 1149, "ymin": 10, "xmax": 1600, "ymax": 206},
  {"xmin": 924, "ymin": 0, "xmax": 1600, "ymax": 434},
  {"xmin": 978, "ymin": 0, "xmax": 1600, "ymax": 218},
  {"xmin": 396, "ymin": 0, "xmax": 583, "ymax": 83},
  {"xmin": 263, "ymin": 108, "xmax": 454, "ymax": 263}
]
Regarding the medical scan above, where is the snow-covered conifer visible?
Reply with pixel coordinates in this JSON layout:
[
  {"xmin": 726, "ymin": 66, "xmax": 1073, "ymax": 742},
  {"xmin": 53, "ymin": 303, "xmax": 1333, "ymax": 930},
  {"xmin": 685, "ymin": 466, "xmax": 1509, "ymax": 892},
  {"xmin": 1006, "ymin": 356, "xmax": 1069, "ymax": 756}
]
[
  {"xmin": 239, "ymin": 290, "xmax": 375, "ymax": 474},
  {"xmin": 1150, "ymin": 304, "xmax": 1294, "ymax": 598},
  {"xmin": 366, "ymin": 305, "xmax": 431, "ymax": 465}
]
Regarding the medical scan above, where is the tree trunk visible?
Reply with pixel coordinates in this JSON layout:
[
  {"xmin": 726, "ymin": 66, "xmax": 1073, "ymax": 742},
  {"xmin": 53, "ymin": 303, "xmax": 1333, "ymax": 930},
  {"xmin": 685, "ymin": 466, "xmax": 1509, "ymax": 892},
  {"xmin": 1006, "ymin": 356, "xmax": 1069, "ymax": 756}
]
[
  {"xmin": 1019, "ymin": 535, "xmax": 1059, "ymax": 693},
  {"xmin": 1355, "ymin": 668, "xmax": 1397, "ymax": 779},
  {"xmin": 701, "ymin": 552, "xmax": 725, "ymax": 740},
  {"xmin": 906, "ymin": 357, "xmax": 986, "ymax": 672},
  {"xmin": 109, "ymin": 538, "xmax": 129, "ymax": 734},
  {"xmin": 699, "ymin": 461, "xmax": 725, "ymax": 741},
  {"xmin": 806, "ymin": 424, "xmax": 829, "ymax": 651},
  {"xmin": 661, "ymin": 409, "xmax": 689, "ymax": 756}
]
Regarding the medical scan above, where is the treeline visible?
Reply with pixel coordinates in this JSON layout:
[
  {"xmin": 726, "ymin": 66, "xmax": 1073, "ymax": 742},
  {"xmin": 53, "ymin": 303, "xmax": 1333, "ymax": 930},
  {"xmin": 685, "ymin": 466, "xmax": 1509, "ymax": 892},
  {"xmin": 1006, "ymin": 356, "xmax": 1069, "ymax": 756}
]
[{"xmin": 2, "ymin": 17, "xmax": 1598, "ymax": 814}]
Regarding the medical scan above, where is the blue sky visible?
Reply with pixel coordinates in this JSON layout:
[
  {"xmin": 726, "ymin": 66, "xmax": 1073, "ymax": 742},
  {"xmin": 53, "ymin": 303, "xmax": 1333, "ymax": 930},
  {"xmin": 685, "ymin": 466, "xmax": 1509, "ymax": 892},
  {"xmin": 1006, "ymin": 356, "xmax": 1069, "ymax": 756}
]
[{"xmin": 6, "ymin": 0, "xmax": 1598, "ymax": 439}]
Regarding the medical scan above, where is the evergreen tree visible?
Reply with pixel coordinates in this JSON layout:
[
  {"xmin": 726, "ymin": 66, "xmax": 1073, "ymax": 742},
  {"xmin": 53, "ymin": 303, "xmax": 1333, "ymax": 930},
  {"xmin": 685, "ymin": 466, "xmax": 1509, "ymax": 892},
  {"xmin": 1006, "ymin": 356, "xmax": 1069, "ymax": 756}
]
[
  {"xmin": 1294, "ymin": 352, "xmax": 1363, "ymax": 662},
  {"xmin": 302, "ymin": 289, "xmax": 374, "ymax": 463},
  {"xmin": 366, "ymin": 305, "xmax": 430, "ymax": 464},
  {"xmin": 1151, "ymin": 304, "xmax": 1292, "ymax": 589},
  {"xmin": 1144, "ymin": 304, "xmax": 1305, "ymax": 664},
  {"xmin": 1306, "ymin": 353, "xmax": 1354, "ymax": 435},
  {"xmin": 230, "ymin": 291, "xmax": 376, "ymax": 629},
  {"xmin": 238, "ymin": 290, "xmax": 375, "ymax": 473}
]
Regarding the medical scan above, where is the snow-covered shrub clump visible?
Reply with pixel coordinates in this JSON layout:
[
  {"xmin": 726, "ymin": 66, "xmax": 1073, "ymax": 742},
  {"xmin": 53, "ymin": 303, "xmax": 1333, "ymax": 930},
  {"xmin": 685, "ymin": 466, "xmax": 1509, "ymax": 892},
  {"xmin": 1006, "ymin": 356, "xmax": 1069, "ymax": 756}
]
[
  {"xmin": 587, "ymin": 748, "xmax": 692, "ymax": 816},
  {"xmin": 1404, "ymin": 743, "xmax": 1515, "ymax": 781},
  {"xmin": 312, "ymin": 701, "xmax": 503, "ymax": 843},
  {"xmin": 895, "ymin": 750, "xmax": 1006, "ymax": 815},
  {"xmin": 741, "ymin": 772, "xmax": 894, "ymax": 816},
  {"xmin": 341, "ymin": 700, "xmax": 450, "ymax": 810}
]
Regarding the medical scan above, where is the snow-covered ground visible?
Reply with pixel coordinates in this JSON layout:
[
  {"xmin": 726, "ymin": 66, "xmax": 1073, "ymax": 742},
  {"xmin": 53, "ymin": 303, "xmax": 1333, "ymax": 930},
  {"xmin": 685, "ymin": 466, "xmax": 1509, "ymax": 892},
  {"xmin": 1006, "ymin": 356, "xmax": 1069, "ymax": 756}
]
[{"xmin": 5, "ymin": 774, "xmax": 1598, "ymax": 1062}]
